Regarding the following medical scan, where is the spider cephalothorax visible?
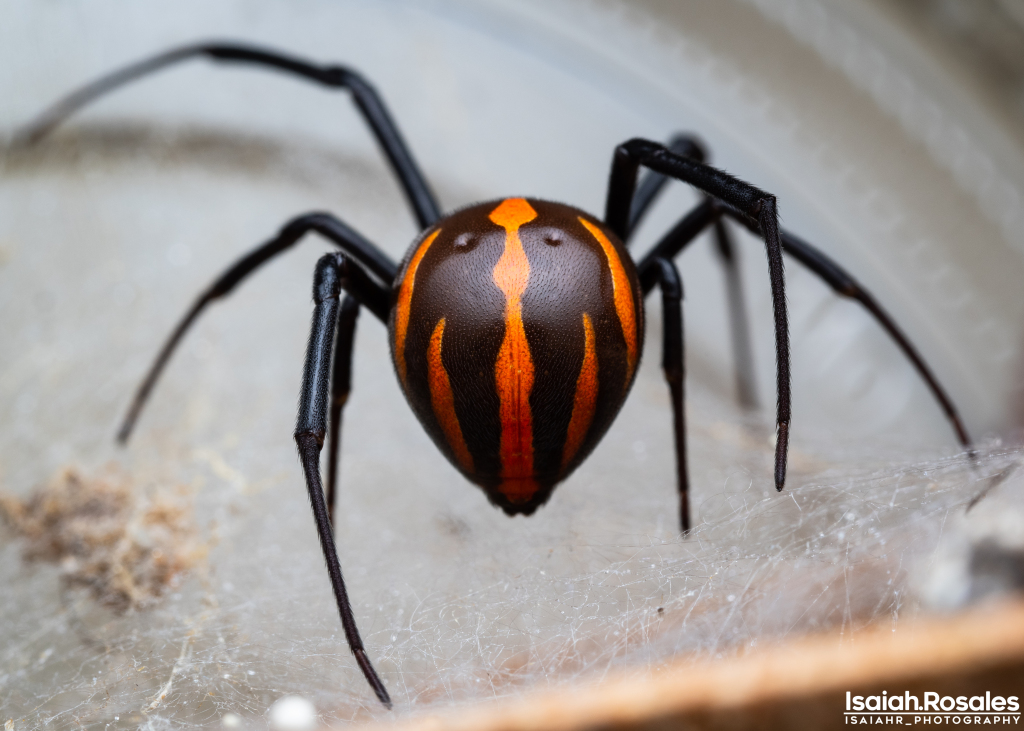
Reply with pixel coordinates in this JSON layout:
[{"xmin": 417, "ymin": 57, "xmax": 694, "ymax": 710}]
[{"xmin": 21, "ymin": 41, "xmax": 971, "ymax": 708}]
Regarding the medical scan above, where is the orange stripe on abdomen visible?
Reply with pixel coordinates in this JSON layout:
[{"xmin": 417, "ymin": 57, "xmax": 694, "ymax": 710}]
[
  {"xmin": 394, "ymin": 229, "xmax": 441, "ymax": 388},
  {"xmin": 489, "ymin": 198, "xmax": 539, "ymax": 503},
  {"xmin": 561, "ymin": 313, "xmax": 598, "ymax": 472},
  {"xmin": 578, "ymin": 217, "xmax": 638, "ymax": 381},
  {"xmin": 427, "ymin": 317, "xmax": 474, "ymax": 474}
]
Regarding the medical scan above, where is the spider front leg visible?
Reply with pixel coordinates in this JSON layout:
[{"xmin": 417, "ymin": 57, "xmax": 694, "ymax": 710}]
[
  {"xmin": 626, "ymin": 134, "xmax": 707, "ymax": 236},
  {"xmin": 606, "ymin": 138, "xmax": 792, "ymax": 490},
  {"xmin": 626, "ymin": 134, "xmax": 759, "ymax": 411},
  {"xmin": 111, "ymin": 210, "xmax": 396, "ymax": 707},
  {"xmin": 296, "ymin": 254, "xmax": 391, "ymax": 708}
]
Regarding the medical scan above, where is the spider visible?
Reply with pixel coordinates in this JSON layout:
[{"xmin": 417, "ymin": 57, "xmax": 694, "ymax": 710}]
[{"xmin": 19, "ymin": 42, "xmax": 972, "ymax": 708}]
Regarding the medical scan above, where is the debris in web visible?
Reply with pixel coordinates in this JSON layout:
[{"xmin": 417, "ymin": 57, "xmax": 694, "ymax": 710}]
[{"xmin": 0, "ymin": 466, "xmax": 204, "ymax": 612}]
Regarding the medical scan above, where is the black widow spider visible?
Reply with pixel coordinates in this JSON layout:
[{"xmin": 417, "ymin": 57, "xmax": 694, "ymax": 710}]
[{"xmin": 19, "ymin": 42, "xmax": 972, "ymax": 708}]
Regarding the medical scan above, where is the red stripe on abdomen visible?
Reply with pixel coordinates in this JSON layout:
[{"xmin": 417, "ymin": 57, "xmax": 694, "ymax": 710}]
[
  {"xmin": 561, "ymin": 312, "xmax": 598, "ymax": 472},
  {"xmin": 489, "ymin": 198, "xmax": 539, "ymax": 503},
  {"xmin": 427, "ymin": 317, "xmax": 475, "ymax": 474}
]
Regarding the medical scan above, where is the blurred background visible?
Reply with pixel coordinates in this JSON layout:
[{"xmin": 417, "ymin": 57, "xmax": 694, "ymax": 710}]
[{"xmin": 1, "ymin": 0, "xmax": 1023, "ymax": 727}]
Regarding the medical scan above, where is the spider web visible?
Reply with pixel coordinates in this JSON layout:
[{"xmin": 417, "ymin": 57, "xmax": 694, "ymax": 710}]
[{"xmin": 1, "ymin": 428, "xmax": 1017, "ymax": 728}]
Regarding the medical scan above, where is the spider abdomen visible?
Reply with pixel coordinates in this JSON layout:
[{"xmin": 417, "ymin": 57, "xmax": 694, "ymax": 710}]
[{"xmin": 389, "ymin": 198, "xmax": 644, "ymax": 515}]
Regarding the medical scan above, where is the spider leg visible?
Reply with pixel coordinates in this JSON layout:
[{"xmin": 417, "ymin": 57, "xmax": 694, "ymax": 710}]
[
  {"xmin": 326, "ymin": 295, "xmax": 360, "ymax": 527},
  {"xmin": 722, "ymin": 209, "xmax": 973, "ymax": 449},
  {"xmin": 117, "ymin": 212, "xmax": 395, "ymax": 443},
  {"xmin": 631, "ymin": 204, "xmax": 730, "ymax": 528},
  {"xmin": 296, "ymin": 254, "xmax": 391, "ymax": 708},
  {"xmin": 636, "ymin": 199, "xmax": 718, "ymax": 292},
  {"xmin": 626, "ymin": 134, "xmax": 708, "ymax": 239},
  {"xmin": 650, "ymin": 257, "xmax": 690, "ymax": 532},
  {"xmin": 606, "ymin": 138, "xmax": 791, "ymax": 490},
  {"xmin": 16, "ymin": 42, "xmax": 441, "ymax": 229},
  {"xmin": 634, "ymin": 157, "xmax": 761, "ymax": 411}
]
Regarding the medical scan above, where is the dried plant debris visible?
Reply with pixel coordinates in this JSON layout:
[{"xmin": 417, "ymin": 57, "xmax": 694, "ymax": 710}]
[{"xmin": 0, "ymin": 467, "xmax": 204, "ymax": 611}]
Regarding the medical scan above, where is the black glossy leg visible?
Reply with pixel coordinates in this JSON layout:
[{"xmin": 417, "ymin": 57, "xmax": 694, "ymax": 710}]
[
  {"xmin": 713, "ymin": 219, "xmax": 759, "ymax": 410},
  {"xmin": 606, "ymin": 138, "xmax": 791, "ymax": 490},
  {"xmin": 636, "ymin": 199, "xmax": 718, "ymax": 293},
  {"xmin": 117, "ymin": 211, "xmax": 394, "ymax": 443},
  {"xmin": 296, "ymin": 254, "xmax": 390, "ymax": 708},
  {"xmin": 326, "ymin": 295, "xmax": 360, "ymax": 527},
  {"xmin": 628, "ymin": 134, "xmax": 759, "ymax": 410},
  {"xmin": 626, "ymin": 134, "xmax": 708, "ymax": 240},
  {"xmin": 722, "ymin": 209, "xmax": 972, "ymax": 448},
  {"xmin": 651, "ymin": 258, "xmax": 689, "ymax": 532},
  {"xmin": 17, "ymin": 42, "xmax": 441, "ymax": 229}
]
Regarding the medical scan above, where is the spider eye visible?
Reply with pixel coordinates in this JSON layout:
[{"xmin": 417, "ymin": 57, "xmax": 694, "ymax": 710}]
[{"xmin": 453, "ymin": 233, "xmax": 477, "ymax": 250}]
